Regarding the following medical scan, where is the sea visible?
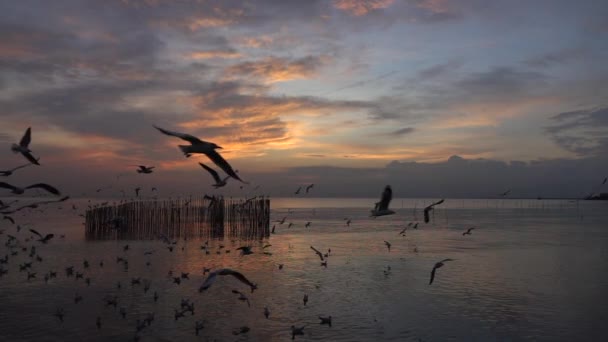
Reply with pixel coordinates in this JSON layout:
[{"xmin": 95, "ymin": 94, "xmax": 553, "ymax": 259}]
[{"xmin": 0, "ymin": 197, "xmax": 606, "ymax": 341}]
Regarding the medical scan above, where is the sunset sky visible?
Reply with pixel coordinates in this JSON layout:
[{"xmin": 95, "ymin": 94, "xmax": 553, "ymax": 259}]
[{"xmin": 1, "ymin": 0, "xmax": 607, "ymax": 197}]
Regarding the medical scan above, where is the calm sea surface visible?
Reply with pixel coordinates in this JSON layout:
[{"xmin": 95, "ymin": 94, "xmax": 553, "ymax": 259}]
[{"xmin": 0, "ymin": 198, "xmax": 607, "ymax": 341}]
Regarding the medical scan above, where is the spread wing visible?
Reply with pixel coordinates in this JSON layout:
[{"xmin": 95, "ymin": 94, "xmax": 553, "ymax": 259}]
[
  {"xmin": 423, "ymin": 208, "xmax": 431, "ymax": 223},
  {"xmin": 25, "ymin": 183, "xmax": 61, "ymax": 195},
  {"xmin": 21, "ymin": 151, "xmax": 40, "ymax": 165},
  {"xmin": 206, "ymin": 149, "xmax": 245, "ymax": 183},
  {"xmin": 310, "ymin": 246, "xmax": 324, "ymax": 261},
  {"xmin": 429, "ymin": 267, "xmax": 437, "ymax": 285},
  {"xmin": 378, "ymin": 186, "xmax": 392, "ymax": 211},
  {"xmin": 0, "ymin": 182, "xmax": 19, "ymax": 192},
  {"xmin": 153, "ymin": 125, "xmax": 203, "ymax": 145},
  {"xmin": 42, "ymin": 234, "xmax": 54, "ymax": 242},
  {"xmin": 199, "ymin": 163, "xmax": 222, "ymax": 183},
  {"xmin": 221, "ymin": 269, "xmax": 256, "ymax": 290},
  {"xmin": 199, "ymin": 271, "xmax": 218, "ymax": 291},
  {"xmin": 20, "ymin": 127, "xmax": 32, "ymax": 147},
  {"xmin": 29, "ymin": 228, "xmax": 42, "ymax": 237},
  {"xmin": 10, "ymin": 163, "xmax": 31, "ymax": 173}
]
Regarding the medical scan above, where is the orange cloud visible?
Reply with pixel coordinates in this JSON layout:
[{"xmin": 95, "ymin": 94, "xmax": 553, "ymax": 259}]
[
  {"xmin": 332, "ymin": 0, "xmax": 395, "ymax": 16},
  {"xmin": 417, "ymin": 0, "xmax": 451, "ymax": 14},
  {"xmin": 223, "ymin": 56, "xmax": 329, "ymax": 83},
  {"xmin": 235, "ymin": 36, "xmax": 274, "ymax": 48},
  {"xmin": 185, "ymin": 50, "xmax": 242, "ymax": 59}
]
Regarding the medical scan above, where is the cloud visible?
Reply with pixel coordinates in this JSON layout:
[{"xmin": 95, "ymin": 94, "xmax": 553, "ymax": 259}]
[
  {"xmin": 332, "ymin": 0, "xmax": 395, "ymax": 16},
  {"xmin": 523, "ymin": 48, "xmax": 585, "ymax": 68},
  {"xmin": 390, "ymin": 127, "xmax": 416, "ymax": 136},
  {"xmin": 545, "ymin": 107, "xmax": 608, "ymax": 156},
  {"xmin": 185, "ymin": 50, "xmax": 242, "ymax": 59},
  {"xmin": 223, "ymin": 56, "xmax": 330, "ymax": 83}
]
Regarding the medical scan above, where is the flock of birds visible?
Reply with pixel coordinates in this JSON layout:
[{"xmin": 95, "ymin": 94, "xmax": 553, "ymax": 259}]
[{"xmin": 1, "ymin": 126, "xmax": 606, "ymax": 341}]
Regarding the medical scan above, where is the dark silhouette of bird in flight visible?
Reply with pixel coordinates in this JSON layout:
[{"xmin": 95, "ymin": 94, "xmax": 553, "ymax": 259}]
[
  {"xmin": 199, "ymin": 162, "xmax": 229, "ymax": 188},
  {"xmin": 29, "ymin": 229, "xmax": 54, "ymax": 243},
  {"xmin": 0, "ymin": 163, "xmax": 31, "ymax": 177},
  {"xmin": 423, "ymin": 199, "xmax": 444, "ymax": 223},
  {"xmin": 0, "ymin": 182, "xmax": 61, "ymax": 196},
  {"xmin": 306, "ymin": 184, "xmax": 314, "ymax": 193},
  {"xmin": 294, "ymin": 186, "xmax": 302, "ymax": 195},
  {"xmin": 154, "ymin": 125, "xmax": 246, "ymax": 183},
  {"xmin": 310, "ymin": 246, "xmax": 325, "ymax": 261},
  {"xmin": 135, "ymin": 165, "xmax": 154, "ymax": 174},
  {"xmin": 199, "ymin": 268, "xmax": 257, "ymax": 293},
  {"xmin": 371, "ymin": 185, "xmax": 395, "ymax": 217},
  {"xmin": 500, "ymin": 189, "xmax": 511, "ymax": 197},
  {"xmin": 11, "ymin": 127, "xmax": 40, "ymax": 165},
  {"xmin": 429, "ymin": 258, "xmax": 454, "ymax": 285},
  {"xmin": 462, "ymin": 227, "xmax": 475, "ymax": 236}
]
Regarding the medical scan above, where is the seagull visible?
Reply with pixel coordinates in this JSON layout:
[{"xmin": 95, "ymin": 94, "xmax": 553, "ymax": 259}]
[
  {"xmin": 306, "ymin": 184, "xmax": 314, "ymax": 193},
  {"xmin": 371, "ymin": 185, "xmax": 395, "ymax": 217},
  {"xmin": 276, "ymin": 217, "xmax": 287, "ymax": 224},
  {"xmin": 303, "ymin": 294, "xmax": 308, "ymax": 306},
  {"xmin": 231, "ymin": 289, "xmax": 251, "ymax": 307},
  {"xmin": 305, "ymin": 222, "xmax": 311, "ymax": 228},
  {"xmin": 195, "ymin": 320, "xmax": 205, "ymax": 335},
  {"xmin": 0, "ymin": 164, "xmax": 32, "ymax": 177},
  {"xmin": 462, "ymin": 227, "xmax": 475, "ymax": 236},
  {"xmin": 29, "ymin": 229, "xmax": 54, "ymax": 243},
  {"xmin": 500, "ymin": 189, "xmax": 511, "ymax": 197},
  {"xmin": 199, "ymin": 268, "xmax": 257, "ymax": 293},
  {"xmin": 423, "ymin": 199, "xmax": 444, "ymax": 223},
  {"xmin": 294, "ymin": 186, "xmax": 302, "ymax": 195},
  {"xmin": 237, "ymin": 246, "xmax": 253, "ymax": 255},
  {"xmin": 384, "ymin": 241, "xmax": 391, "ymax": 252},
  {"xmin": 11, "ymin": 127, "xmax": 40, "ymax": 165},
  {"xmin": 135, "ymin": 187, "xmax": 141, "ymax": 197},
  {"xmin": 429, "ymin": 258, "xmax": 454, "ymax": 285},
  {"xmin": 135, "ymin": 165, "xmax": 154, "ymax": 174},
  {"xmin": 154, "ymin": 125, "xmax": 246, "ymax": 183},
  {"xmin": 310, "ymin": 246, "xmax": 324, "ymax": 261},
  {"xmin": 0, "ymin": 182, "xmax": 61, "ymax": 195},
  {"xmin": 318, "ymin": 315, "xmax": 332, "ymax": 327},
  {"xmin": 291, "ymin": 325, "xmax": 305, "ymax": 340},
  {"xmin": 199, "ymin": 162, "xmax": 229, "ymax": 188}
]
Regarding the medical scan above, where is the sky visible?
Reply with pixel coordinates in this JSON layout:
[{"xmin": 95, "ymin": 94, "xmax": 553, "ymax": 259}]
[{"xmin": 1, "ymin": 0, "xmax": 607, "ymax": 198}]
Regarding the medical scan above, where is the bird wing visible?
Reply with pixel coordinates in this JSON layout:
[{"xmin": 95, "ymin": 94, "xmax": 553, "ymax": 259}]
[
  {"xmin": 199, "ymin": 163, "xmax": 222, "ymax": 183},
  {"xmin": 379, "ymin": 186, "xmax": 392, "ymax": 211},
  {"xmin": 20, "ymin": 127, "xmax": 32, "ymax": 147},
  {"xmin": 206, "ymin": 149, "xmax": 245, "ymax": 183},
  {"xmin": 3, "ymin": 216, "xmax": 15, "ymax": 224},
  {"xmin": 0, "ymin": 182, "xmax": 19, "ymax": 192},
  {"xmin": 29, "ymin": 228, "xmax": 42, "ymax": 237},
  {"xmin": 439, "ymin": 258, "xmax": 454, "ymax": 263},
  {"xmin": 423, "ymin": 208, "xmax": 430, "ymax": 223},
  {"xmin": 310, "ymin": 246, "xmax": 324, "ymax": 261},
  {"xmin": 222, "ymin": 269, "xmax": 256, "ymax": 289},
  {"xmin": 42, "ymin": 234, "xmax": 54, "ymax": 242},
  {"xmin": 25, "ymin": 183, "xmax": 61, "ymax": 195},
  {"xmin": 429, "ymin": 267, "xmax": 437, "ymax": 285},
  {"xmin": 21, "ymin": 151, "xmax": 40, "ymax": 165},
  {"xmin": 153, "ymin": 125, "xmax": 203, "ymax": 144},
  {"xmin": 199, "ymin": 271, "xmax": 218, "ymax": 291},
  {"xmin": 10, "ymin": 163, "xmax": 31, "ymax": 173}
]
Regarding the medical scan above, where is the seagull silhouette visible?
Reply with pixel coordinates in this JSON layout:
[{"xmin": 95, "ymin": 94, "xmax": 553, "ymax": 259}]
[
  {"xmin": 199, "ymin": 268, "xmax": 257, "ymax": 293},
  {"xmin": 154, "ymin": 125, "xmax": 246, "ymax": 183},
  {"xmin": 371, "ymin": 185, "xmax": 395, "ymax": 217},
  {"xmin": 11, "ymin": 127, "xmax": 40, "ymax": 165},
  {"xmin": 462, "ymin": 227, "xmax": 475, "ymax": 236},
  {"xmin": 134, "ymin": 165, "xmax": 154, "ymax": 174},
  {"xmin": 0, "ymin": 164, "xmax": 32, "ymax": 177},
  {"xmin": 423, "ymin": 199, "xmax": 444, "ymax": 223},
  {"xmin": 429, "ymin": 258, "xmax": 454, "ymax": 285},
  {"xmin": 0, "ymin": 182, "xmax": 61, "ymax": 195},
  {"xmin": 199, "ymin": 162, "xmax": 229, "ymax": 188}
]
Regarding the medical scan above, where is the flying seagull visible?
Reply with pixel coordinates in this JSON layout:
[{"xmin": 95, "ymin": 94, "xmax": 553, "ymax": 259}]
[
  {"xmin": 423, "ymin": 199, "xmax": 444, "ymax": 223},
  {"xmin": 153, "ymin": 125, "xmax": 246, "ymax": 183},
  {"xmin": 11, "ymin": 127, "xmax": 40, "ymax": 165},
  {"xmin": 306, "ymin": 184, "xmax": 314, "ymax": 193},
  {"xmin": 429, "ymin": 258, "xmax": 454, "ymax": 285},
  {"xmin": 462, "ymin": 227, "xmax": 475, "ymax": 236},
  {"xmin": 134, "ymin": 165, "xmax": 154, "ymax": 174},
  {"xmin": 29, "ymin": 229, "xmax": 54, "ymax": 243},
  {"xmin": 310, "ymin": 246, "xmax": 324, "ymax": 261},
  {"xmin": 0, "ymin": 182, "xmax": 61, "ymax": 196},
  {"xmin": 371, "ymin": 185, "xmax": 395, "ymax": 217},
  {"xmin": 294, "ymin": 186, "xmax": 302, "ymax": 195},
  {"xmin": 199, "ymin": 268, "xmax": 257, "ymax": 293},
  {"xmin": 500, "ymin": 189, "xmax": 511, "ymax": 197},
  {"xmin": 0, "ymin": 164, "xmax": 32, "ymax": 177},
  {"xmin": 199, "ymin": 163, "xmax": 229, "ymax": 188}
]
